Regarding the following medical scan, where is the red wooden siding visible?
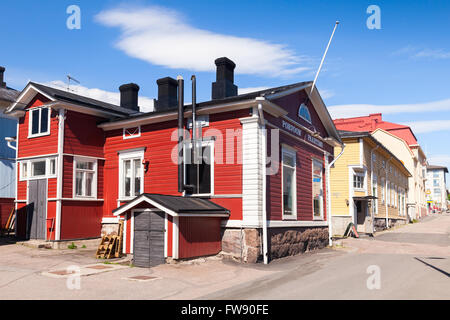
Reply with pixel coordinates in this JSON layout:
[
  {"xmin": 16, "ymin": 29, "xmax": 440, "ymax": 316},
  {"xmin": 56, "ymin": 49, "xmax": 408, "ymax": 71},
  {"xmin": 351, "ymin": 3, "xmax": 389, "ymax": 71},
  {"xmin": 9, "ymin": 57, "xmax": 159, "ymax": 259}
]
[
  {"xmin": 46, "ymin": 201, "xmax": 57, "ymax": 240},
  {"xmin": 64, "ymin": 111, "xmax": 105, "ymax": 158},
  {"xmin": 62, "ymin": 155, "xmax": 73, "ymax": 198},
  {"xmin": 178, "ymin": 217, "xmax": 222, "ymax": 259},
  {"xmin": 48, "ymin": 178, "xmax": 57, "ymax": 199},
  {"xmin": 0, "ymin": 198, "xmax": 14, "ymax": 228},
  {"xmin": 266, "ymin": 128, "xmax": 328, "ymax": 221},
  {"xmin": 60, "ymin": 201, "xmax": 102, "ymax": 239},
  {"xmin": 167, "ymin": 215, "xmax": 173, "ymax": 257},
  {"xmin": 210, "ymin": 198, "xmax": 242, "ymax": 220},
  {"xmin": 17, "ymin": 94, "xmax": 58, "ymax": 159}
]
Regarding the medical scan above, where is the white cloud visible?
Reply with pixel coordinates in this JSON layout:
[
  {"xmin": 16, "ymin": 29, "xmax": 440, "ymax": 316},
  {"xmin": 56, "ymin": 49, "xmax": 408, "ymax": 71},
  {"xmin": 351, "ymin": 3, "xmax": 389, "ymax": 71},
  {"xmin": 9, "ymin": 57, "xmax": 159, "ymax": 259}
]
[
  {"xmin": 328, "ymin": 98, "xmax": 450, "ymax": 119},
  {"xmin": 319, "ymin": 89, "xmax": 335, "ymax": 99},
  {"xmin": 95, "ymin": 5, "xmax": 311, "ymax": 77},
  {"xmin": 44, "ymin": 80, "xmax": 155, "ymax": 112},
  {"xmin": 401, "ymin": 120, "xmax": 450, "ymax": 134},
  {"xmin": 394, "ymin": 46, "xmax": 450, "ymax": 60}
]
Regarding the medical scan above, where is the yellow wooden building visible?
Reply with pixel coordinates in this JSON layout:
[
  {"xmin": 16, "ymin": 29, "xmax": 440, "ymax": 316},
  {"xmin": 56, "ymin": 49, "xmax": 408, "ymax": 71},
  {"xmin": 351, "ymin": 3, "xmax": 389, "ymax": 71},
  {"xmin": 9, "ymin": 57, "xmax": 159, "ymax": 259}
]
[{"xmin": 330, "ymin": 130, "xmax": 411, "ymax": 236}]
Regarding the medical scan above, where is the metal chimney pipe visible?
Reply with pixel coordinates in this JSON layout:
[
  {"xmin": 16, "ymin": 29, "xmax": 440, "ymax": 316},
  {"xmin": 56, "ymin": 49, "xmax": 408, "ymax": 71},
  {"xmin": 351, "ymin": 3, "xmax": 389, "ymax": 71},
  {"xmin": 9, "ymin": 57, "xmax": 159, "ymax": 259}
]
[{"xmin": 177, "ymin": 76, "xmax": 184, "ymax": 193}]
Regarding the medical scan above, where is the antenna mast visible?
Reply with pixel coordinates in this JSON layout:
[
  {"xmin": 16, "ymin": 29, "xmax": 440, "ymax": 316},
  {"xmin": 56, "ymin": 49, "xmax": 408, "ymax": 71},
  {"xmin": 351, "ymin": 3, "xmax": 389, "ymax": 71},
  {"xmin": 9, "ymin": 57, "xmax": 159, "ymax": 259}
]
[
  {"xmin": 66, "ymin": 74, "xmax": 80, "ymax": 91},
  {"xmin": 310, "ymin": 21, "xmax": 339, "ymax": 96}
]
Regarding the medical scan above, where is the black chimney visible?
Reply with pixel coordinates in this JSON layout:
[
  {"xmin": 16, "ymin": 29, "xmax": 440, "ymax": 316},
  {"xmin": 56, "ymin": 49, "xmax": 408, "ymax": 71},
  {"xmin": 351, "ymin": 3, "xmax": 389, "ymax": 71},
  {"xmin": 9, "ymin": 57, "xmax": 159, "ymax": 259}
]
[
  {"xmin": 211, "ymin": 57, "xmax": 238, "ymax": 100},
  {"xmin": 0, "ymin": 66, "xmax": 6, "ymax": 88},
  {"xmin": 155, "ymin": 77, "xmax": 178, "ymax": 111},
  {"xmin": 119, "ymin": 83, "xmax": 140, "ymax": 111}
]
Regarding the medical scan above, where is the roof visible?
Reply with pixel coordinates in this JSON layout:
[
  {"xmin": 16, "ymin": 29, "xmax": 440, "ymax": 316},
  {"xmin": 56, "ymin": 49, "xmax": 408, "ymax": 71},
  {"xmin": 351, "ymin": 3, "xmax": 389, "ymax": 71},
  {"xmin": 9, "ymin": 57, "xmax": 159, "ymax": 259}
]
[
  {"xmin": 0, "ymin": 86, "xmax": 19, "ymax": 104},
  {"xmin": 29, "ymin": 82, "xmax": 137, "ymax": 116},
  {"xmin": 112, "ymin": 193, "xmax": 230, "ymax": 216},
  {"xmin": 427, "ymin": 165, "xmax": 448, "ymax": 173},
  {"xmin": 6, "ymin": 82, "xmax": 138, "ymax": 117},
  {"xmin": 104, "ymin": 81, "xmax": 313, "ymax": 123},
  {"xmin": 333, "ymin": 113, "xmax": 418, "ymax": 146},
  {"xmin": 337, "ymin": 130, "xmax": 412, "ymax": 177}
]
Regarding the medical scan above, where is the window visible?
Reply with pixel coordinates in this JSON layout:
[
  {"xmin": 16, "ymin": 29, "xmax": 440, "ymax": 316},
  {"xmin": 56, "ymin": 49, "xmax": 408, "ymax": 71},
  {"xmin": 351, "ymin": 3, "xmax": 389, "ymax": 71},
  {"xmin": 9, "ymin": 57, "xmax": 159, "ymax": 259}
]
[
  {"xmin": 381, "ymin": 178, "xmax": 385, "ymax": 204},
  {"xmin": 433, "ymin": 179, "xmax": 439, "ymax": 187},
  {"xmin": 433, "ymin": 171, "xmax": 439, "ymax": 178},
  {"xmin": 29, "ymin": 107, "xmax": 50, "ymax": 137},
  {"xmin": 434, "ymin": 188, "xmax": 441, "ymax": 196},
  {"xmin": 387, "ymin": 180, "xmax": 391, "ymax": 205},
  {"xmin": 123, "ymin": 126, "xmax": 141, "ymax": 139},
  {"xmin": 372, "ymin": 175, "xmax": 378, "ymax": 214},
  {"xmin": 119, "ymin": 150, "xmax": 144, "ymax": 199},
  {"xmin": 372, "ymin": 153, "xmax": 376, "ymax": 163},
  {"xmin": 282, "ymin": 147, "xmax": 296, "ymax": 219},
  {"xmin": 382, "ymin": 160, "xmax": 386, "ymax": 169},
  {"xmin": 184, "ymin": 140, "xmax": 214, "ymax": 195},
  {"xmin": 19, "ymin": 157, "xmax": 57, "ymax": 180},
  {"xmin": 312, "ymin": 159, "xmax": 324, "ymax": 219},
  {"xmin": 74, "ymin": 158, "xmax": 97, "ymax": 198},
  {"xmin": 298, "ymin": 103, "xmax": 312, "ymax": 123},
  {"xmin": 353, "ymin": 171, "xmax": 365, "ymax": 190}
]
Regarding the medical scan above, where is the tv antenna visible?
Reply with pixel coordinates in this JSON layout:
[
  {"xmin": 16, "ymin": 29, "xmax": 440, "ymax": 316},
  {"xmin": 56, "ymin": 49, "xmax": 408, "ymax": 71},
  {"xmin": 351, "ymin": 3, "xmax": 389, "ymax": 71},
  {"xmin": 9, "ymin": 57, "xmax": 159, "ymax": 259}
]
[{"xmin": 66, "ymin": 74, "xmax": 80, "ymax": 91}]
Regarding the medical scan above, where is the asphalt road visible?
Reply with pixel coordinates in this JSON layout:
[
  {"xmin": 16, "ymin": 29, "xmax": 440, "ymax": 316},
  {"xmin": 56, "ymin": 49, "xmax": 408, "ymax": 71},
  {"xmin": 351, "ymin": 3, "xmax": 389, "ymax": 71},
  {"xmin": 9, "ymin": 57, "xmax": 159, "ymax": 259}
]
[
  {"xmin": 203, "ymin": 213, "xmax": 450, "ymax": 300},
  {"xmin": 0, "ymin": 213, "xmax": 448, "ymax": 299}
]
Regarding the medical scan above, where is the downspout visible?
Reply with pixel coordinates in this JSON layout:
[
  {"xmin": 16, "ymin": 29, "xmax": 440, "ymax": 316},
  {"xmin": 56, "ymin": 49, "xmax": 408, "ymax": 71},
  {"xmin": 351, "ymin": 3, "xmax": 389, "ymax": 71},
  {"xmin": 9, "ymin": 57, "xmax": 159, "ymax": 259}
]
[
  {"xmin": 256, "ymin": 97, "xmax": 268, "ymax": 264},
  {"xmin": 56, "ymin": 108, "xmax": 65, "ymax": 241},
  {"xmin": 385, "ymin": 157, "xmax": 392, "ymax": 229},
  {"xmin": 177, "ymin": 76, "xmax": 184, "ymax": 193},
  {"xmin": 370, "ymin": 145, "xmax": 380, "ymax": 234},
  {"xmin": 326, "ymin": 143, "xmax": 345, "ymax": 246}
]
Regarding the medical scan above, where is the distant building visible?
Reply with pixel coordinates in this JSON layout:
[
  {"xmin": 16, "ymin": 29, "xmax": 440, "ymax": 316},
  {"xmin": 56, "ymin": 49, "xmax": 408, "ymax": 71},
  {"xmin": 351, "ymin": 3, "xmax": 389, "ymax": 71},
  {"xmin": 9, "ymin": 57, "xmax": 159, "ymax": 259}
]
[
  {"xmin": 0, "ymin": 67, "xmax": 19, "ymax": 227},
  {"xmin": 425, "ymin": 165, "xmax": 448, "ymax": 211},
  {"xmin": 330, "ymin": 130, "xmax": 411, "ymax": 235},
  {"xmin": 334, "ymin": 113, "xmax": 428, "ymax": 221}
]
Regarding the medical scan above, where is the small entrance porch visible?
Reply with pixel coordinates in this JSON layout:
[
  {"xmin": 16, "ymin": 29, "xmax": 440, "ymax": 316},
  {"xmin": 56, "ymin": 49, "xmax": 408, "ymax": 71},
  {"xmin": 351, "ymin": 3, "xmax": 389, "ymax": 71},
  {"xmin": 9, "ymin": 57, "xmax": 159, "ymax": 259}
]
[
  {"xmin": 112, "ymin": 194, "xmax": 229, "ymax": 267},
  {"xmin": 353, "ymin": 196, "xmax": 377, "ymax": 235}
]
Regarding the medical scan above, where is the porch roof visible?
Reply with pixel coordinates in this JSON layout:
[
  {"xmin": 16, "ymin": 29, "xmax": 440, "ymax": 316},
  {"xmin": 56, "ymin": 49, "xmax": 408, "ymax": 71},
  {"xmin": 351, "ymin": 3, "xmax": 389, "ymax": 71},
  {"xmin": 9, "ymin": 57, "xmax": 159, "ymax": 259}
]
[{"xmin": 112, "ymin": 193, "xmax": 230, "ymax": 217}]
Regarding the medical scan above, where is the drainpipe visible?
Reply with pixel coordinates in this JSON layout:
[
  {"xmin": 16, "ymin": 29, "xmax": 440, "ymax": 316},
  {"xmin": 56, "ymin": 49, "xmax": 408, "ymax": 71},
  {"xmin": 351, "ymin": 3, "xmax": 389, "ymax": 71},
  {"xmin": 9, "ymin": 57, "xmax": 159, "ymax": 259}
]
[
  {"xmin": 385, "ymin": 157, "xmax": 392, "ymax": 229},
  {"xmin": 56, "ymin": 108, "xmax": 66, "ymax": 241},
  {"xmin": 370, "ymin": 145, "xmax": 380, "ymax": 234},
  {"xmin": 256, "ymin": 97, "xmax": 268, "ymax": 264},
  {"xmin": 326, "ymin": 143, "xmax": 345, "ymax": 246}
]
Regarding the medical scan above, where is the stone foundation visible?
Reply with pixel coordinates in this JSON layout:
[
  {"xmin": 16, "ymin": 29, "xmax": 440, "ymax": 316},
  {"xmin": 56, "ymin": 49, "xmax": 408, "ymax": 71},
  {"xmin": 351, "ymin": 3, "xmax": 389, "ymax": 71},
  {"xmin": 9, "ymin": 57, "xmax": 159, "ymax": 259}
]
[
  {"xmin": 269, "ymin": 227, "xmax": 329, "ymax": 259},
  {"xmin": 374, "ymin": 218, "xmax": 407, "ymax": 231},
  {"xmin": 221, "ymin": 228, "xmax": 262, "ymax": 263},
  {"xmin": 101, "ymin": 223, "xmax": 119, "ymax": 237},
  {"xmin": 331, "ymin": 216, "xmax": 353, "ymax": 236}
]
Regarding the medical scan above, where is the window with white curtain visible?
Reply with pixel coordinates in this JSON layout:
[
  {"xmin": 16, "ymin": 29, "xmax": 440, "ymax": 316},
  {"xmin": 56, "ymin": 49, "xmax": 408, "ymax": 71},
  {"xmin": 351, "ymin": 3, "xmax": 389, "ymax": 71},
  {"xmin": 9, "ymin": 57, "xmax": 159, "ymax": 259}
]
[
  {"xmin": 119, "ymin": 149, "xmax": 144, "ymax": 199},
  {"xmin": 74, "ymin": 158, "xmax": 97, "ymax": 198}
]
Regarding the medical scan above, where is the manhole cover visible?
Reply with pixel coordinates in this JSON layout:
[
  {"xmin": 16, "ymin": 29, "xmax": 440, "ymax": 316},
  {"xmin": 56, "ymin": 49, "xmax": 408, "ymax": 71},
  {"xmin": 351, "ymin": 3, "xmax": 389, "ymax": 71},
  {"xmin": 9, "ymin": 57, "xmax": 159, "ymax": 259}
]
[
  {"xmin": 49, "ymin": 270, "xmax": 75, "ymax": 275},
  {"xmin": 128, "ymin": 275, "xmax": 157, "ymax": 281},
  {"xmin": 86, "ymin": 265, "xmax": 113, "ymax": 270}
]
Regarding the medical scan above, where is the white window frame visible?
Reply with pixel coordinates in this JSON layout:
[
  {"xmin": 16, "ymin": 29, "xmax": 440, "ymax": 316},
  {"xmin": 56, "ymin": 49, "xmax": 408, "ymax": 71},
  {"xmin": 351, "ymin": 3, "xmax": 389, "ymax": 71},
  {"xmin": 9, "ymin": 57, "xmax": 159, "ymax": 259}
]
[
  {"xmin": 73, "ymin": 157, "xmax": 98, "ymax": 199},
  {"xmin": 353, "ymin": 170, "xmax": 366, "ymax": 191},
  {"xmin": 118, "ymin": 149, "xmax": 145, "ymax": 201},
  {"xmin": 298, "ymin": 103, "xmax": 312, "ymax": 124},
  {"xmin": 183, "ymin": 139, "xmax": 215, "ymax": 197},
  {"xmin": 281, "ymin": 146, "xmax": 297, "ymax": 220},
  {"xmin": 312, "ymin": 158, "xmax": 324, "ymax": 220},
  {"xmin": 28, "ymin": 107, "xmax": 51, "ymax": 138},
  {"xmin": 123, "ymin": 126, "xmax": 141, "ymax": 140},
  {"xmin": 19, "ymin": 157, "xmax": 57, "ymax": 181}
]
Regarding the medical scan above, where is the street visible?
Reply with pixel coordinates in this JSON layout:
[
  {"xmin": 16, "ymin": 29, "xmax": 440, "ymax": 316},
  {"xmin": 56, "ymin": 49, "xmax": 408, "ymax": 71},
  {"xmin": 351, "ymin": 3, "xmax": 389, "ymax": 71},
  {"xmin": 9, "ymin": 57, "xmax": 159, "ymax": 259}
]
[{"xmin": 0, "ymin": 213, "xmax": 448, "ymax": 300}]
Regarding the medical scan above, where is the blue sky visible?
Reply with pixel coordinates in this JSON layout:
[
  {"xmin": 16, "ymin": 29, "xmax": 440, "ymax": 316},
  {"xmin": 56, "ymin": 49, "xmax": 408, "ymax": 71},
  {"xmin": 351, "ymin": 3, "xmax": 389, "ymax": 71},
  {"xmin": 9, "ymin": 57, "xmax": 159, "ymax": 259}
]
[{"xmin": 1, "ymin": 0, "xmax": 449, "ymax": 186}]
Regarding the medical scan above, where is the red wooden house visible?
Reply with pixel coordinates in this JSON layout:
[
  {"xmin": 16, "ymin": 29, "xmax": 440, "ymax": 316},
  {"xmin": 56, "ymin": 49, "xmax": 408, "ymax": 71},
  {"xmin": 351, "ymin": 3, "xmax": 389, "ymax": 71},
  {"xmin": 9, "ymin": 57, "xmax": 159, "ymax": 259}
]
[{"xmin": 6, "ymin": 57, "xmax": 342, "ymax": 265}]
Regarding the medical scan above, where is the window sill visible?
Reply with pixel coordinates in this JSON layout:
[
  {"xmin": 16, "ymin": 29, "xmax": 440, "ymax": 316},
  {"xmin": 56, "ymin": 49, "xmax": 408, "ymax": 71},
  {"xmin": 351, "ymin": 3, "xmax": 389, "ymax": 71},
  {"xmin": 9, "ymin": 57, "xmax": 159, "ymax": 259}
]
[
  {"xmin": 282, "ymin": 216, "xmax": 297, "ymax": 221},
  {"xmin": 28, "ymin": 132, "xmax": 50, "ymax": 139}
]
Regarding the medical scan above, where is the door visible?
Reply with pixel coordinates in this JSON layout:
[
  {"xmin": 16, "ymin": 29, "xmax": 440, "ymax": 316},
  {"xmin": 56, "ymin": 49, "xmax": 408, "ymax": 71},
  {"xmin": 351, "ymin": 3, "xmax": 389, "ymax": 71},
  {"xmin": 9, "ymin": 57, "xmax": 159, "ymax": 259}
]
[
  {"xmin": 133, "ymin": 211, "xmax": 165, "ymax": 267},
  {"xmin": 27, "ymin": 179, "xmax": 47, "ymax": 240},
  {"xmin": 355, "ymin": 200, "xmax": 366, "ymax": 233}
]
